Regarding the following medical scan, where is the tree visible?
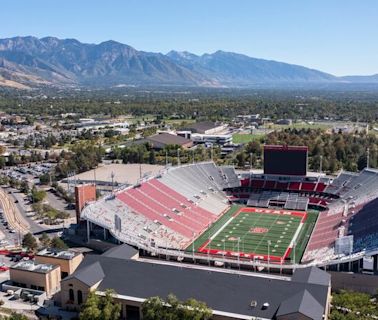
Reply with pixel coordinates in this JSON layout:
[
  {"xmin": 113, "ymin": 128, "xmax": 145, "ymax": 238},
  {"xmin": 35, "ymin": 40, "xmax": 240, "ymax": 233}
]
[
  {"xmin": 50, "ymin": 237, "xmax": 68, "ymax": 249},
  {"xmin": 142, "ymin": 294, "xmax": 212, "ymax": 320},
  {"xmin": 0, "ymin": 313, "xmax": 28, "ymax": 320},
  {"xmin": 0, "ymin": 157, "xmax": 6, "ymax": 169},
  {"xmin": 39, "ymin": 233, "xmax": 51, "ymax": 247},
  {"xmin": 22, "ymin": 233, "xmax": 38, "ymax": 251},
  {"xmin": 31, "ymin": 187, "xmax": 46, "ymax": 203},
  {"xmin": 236, "ymin": 152, "xmax": 246, "ymax": 168},
  {"xmin": 39, "ymin": 173, "xmax": 51, "ymax": 185},
  {"xmin": 149, "ymin": 149, "xmax": 156, "ymax": 164},
  {"xmin": 79, "ymin": 290, "xmax": 121, "ymax": 320},
  {"xmin": 79, "ymin": 292, "xmax": 101, "ymax": 320},
  {"xmin": 19, "ymin": 180, "xmax": 30, "ymax": 194}
]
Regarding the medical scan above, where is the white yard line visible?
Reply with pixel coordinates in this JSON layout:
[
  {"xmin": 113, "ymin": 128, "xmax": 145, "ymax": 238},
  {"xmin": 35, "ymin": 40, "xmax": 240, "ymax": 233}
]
[{"xmin": 209, "ymin": 216, "xmax": 235, "ymax": 240}]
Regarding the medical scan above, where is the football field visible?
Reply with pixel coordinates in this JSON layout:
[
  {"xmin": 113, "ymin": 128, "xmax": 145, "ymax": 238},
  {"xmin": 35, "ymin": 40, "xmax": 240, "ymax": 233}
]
[{"xmin": 196, "ymin": 207, "xmax": 306, "ymax": 262}]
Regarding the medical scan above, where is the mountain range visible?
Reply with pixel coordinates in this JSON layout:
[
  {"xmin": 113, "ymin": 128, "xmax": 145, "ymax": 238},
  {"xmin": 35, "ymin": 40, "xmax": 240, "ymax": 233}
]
[{"xmin": 0, "ymin": 36, "xmax": 377, "ymax": 89}]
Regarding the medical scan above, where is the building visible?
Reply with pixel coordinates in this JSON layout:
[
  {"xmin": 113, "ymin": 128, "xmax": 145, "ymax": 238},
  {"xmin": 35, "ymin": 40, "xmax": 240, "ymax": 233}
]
[
  {"xmin": 146, "ymin": 132, "xmax": 193, "ymax": 149},
  {"xmin": 191, "ymin": 133, "xmax": 233, "ymax": 145},
  {"xmin": 61, "ymin": 245, "xmax": 331, "ymax": 320},
  {"xmin": 9, "ymin": 261, "xmax": 61, "ymax": 297},
  {"xmin": 183, "ymin": 122, "xmax": 227, "ymax": 135},
  {"xmin": 275, "ymin": 119, "xmax": 293, "ymax": 125},
  {"xmin": 75, "ymin": 184, "xmax": 97, "ymax": 223},
  {"xmin": 35, "ymin": 248, "xmax": 84, "ymax": 279}
]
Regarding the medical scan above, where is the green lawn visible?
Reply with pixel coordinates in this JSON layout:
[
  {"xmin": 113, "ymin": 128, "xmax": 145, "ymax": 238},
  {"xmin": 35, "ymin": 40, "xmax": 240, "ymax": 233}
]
[
  {"xmin": 288, "ymin": 210, "xmax": 318, "ymax": 263},
  {"xmin": 232, "ymin": 133, "xmax": 265, "ymax": 144}
]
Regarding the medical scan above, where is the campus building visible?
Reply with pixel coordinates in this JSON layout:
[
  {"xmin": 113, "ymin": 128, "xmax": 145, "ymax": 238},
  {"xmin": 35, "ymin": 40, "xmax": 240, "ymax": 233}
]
[
  {"xmin": 35, "ymin": 248, "xmax": 84, "ymax": 279},
  {"xmin": 9, "ymin": 261, "xmax": 61, "ymax": 297},
  {"xmin": 61, "ymin": 245, "xmax": 331, "ymax": 320}
]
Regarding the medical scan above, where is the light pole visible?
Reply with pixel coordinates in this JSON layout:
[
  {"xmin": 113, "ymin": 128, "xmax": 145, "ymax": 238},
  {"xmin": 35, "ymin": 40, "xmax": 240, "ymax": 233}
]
[
  {"xmin": 250, "ymin": 152, "xmax": 253, "ymax": 170},
  {"xmin": 237, "ymin": 237, "xmax": 241, "ymax": 270},
  {"xmin": 267, "ymin": 240, "xmax": 271, "ymax": 274},
  {"xmin": 208, "ymin": 238, "xmax": 211, "ymax": 266},
  {"xmin": 192, "ymin": 232, "xmax": 196, "ymax": 261},
  {"xmin": 293, "ymin": 240, "xmax": 296, "ymax": 269},
  {"xmin": 177, "ymin": 149, "xmax": 180, "ymax": 166},
  {"xmin": 222, "ymin": 239, "xmax": 225, "ymax": 263}
]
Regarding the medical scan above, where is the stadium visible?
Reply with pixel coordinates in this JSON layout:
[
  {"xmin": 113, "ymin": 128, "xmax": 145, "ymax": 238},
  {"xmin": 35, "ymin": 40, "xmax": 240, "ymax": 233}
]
[{"xmin": 79, "ymin": 145, "xmax": 378, "ymax": 273}]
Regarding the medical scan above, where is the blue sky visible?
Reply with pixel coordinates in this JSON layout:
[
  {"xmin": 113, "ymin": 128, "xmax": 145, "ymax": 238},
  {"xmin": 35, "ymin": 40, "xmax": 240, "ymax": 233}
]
[{"xmin": 1, "ymin": 0, "xmax": 378, "ymax": 76}]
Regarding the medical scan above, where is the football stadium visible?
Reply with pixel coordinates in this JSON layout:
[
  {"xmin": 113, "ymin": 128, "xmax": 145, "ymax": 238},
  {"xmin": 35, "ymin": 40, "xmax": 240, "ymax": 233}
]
[{"xmin": 80, "ymin": 144, "xmax": 378, "ymax": 273}]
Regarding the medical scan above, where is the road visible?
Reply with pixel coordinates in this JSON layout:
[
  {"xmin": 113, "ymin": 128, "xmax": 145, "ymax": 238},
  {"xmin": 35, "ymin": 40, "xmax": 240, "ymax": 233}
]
[
  {"xmin": 0, "ymin": 188, "xmax": 29, "ymax": 235},
  {"xmin": 7, "ymin": 187, "xmax": 76, "ymax": 237},
  {"xmin": 7, "ymin": 188, "xmax": 46, "ymax": 234}
]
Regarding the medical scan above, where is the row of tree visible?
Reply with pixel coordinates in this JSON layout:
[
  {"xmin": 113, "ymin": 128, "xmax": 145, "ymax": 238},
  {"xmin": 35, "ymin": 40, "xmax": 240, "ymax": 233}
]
[
  {"xmin": 235, "ymin": 128, "xmax": 377, "ymax": 173},
  {"xmin": 2, "ymin": 87, "xmax": 378, "ymax": 122},
  {"xmin": 79, "ymin": 291, "xmax": 212, "ymax": 320}
]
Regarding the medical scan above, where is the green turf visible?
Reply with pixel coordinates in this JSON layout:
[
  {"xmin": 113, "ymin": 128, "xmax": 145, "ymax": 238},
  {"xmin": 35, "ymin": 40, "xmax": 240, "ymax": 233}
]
[
  {"xmin": 288, "ymin": 210, "xmax": 318, "ymax": 263},
  {"xmin": 203, "ymin": 209, "xmax": 302, "ymax": 258},
  {"xmin": 190, "ymin": 205, "xmax": 241, "ymax": 251},
  {"xmin": 188, "ymin": 205, "xmax": 317, "ymax": 262}
]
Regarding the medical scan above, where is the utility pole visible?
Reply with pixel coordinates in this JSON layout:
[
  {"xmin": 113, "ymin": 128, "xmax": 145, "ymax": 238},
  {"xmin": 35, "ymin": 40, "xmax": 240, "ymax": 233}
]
[
  {"xmin": 177, "ymin": 149, "xmax": 180, "ymax": 166},
  {"xmin": 250, "ymin": 152, "xmax": 253, "ymax": 170},
  {"xmin": 367, "ymin": 148, "xmax": 370, "ymax": 169}
]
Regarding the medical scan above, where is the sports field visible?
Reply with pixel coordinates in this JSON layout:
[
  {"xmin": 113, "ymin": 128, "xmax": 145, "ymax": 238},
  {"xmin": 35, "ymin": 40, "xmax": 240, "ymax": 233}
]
[{"xmin": 193, "ymin": 206, "xmax": 308, "ymax": 262}]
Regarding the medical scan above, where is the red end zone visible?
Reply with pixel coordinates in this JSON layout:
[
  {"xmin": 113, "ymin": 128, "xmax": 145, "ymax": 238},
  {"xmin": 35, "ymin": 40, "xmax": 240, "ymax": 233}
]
[
  {"xmin": 233, "ymin": 207, "xmax": 307, "ymax": 222},
  {"xmin": 198, "ymin": 207, "xmax": 307, "ymax": 263}
]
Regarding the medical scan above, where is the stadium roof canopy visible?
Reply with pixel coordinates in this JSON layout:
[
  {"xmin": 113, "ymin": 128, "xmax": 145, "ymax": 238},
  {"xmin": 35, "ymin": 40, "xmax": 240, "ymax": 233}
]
[{"xmin": 63, "ymin": 248, "xmax": 330, "ymax": 320}]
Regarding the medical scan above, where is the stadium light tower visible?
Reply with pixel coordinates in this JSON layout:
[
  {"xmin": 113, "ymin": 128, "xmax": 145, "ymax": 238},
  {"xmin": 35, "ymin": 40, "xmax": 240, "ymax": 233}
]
[{"xmin": 111, "ymin": 171, "xmax": 115, "ymax": 193}]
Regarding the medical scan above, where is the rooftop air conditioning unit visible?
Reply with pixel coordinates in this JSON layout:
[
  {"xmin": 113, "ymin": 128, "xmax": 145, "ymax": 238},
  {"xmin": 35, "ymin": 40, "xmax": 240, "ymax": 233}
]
[{"xmin": 250, "ymin": 300, "xmax": 257, "ymax": 308}]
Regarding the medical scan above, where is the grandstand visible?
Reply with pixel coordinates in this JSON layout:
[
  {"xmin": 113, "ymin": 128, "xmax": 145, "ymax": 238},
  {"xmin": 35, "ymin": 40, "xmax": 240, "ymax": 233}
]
[
  {"xmin": 80, "ymin": 150, "xmax": 378, "ymax": 271},
  {"xmin": 82, "ymin": 162, "xmax": 237, "ymax": 249}
]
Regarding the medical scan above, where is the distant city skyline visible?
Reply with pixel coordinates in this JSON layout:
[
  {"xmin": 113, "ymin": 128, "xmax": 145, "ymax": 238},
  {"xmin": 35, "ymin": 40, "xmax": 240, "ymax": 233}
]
[{"xmin": 2, "ymin": 0, "xmax": 378, "ymax": 76}]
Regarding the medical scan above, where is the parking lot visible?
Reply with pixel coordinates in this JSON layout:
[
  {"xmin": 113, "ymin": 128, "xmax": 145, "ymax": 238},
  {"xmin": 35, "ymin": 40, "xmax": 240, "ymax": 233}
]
[{"xmin": 1, "ymin": 162, "xmax": 56, "ymax": 186}]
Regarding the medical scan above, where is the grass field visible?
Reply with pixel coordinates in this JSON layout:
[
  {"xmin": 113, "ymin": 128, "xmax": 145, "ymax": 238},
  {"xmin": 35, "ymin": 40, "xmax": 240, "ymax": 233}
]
[
  {"xmin": 287, "ymin": 210, "xmax": 318, "ymax": 263},
  {"xmin": 232, "ymin": 133, "xmax": 265, "ymax": 144},
  {"xmin": 191, "ymin": 206, "xmax": 310, "ymax": 262}
]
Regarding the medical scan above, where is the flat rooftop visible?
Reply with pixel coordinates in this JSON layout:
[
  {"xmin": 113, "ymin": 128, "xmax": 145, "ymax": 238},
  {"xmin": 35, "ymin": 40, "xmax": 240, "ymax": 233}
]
[
  {"xmin": 11, "ymin": 261, "xmax": 58, "ymax": 274},
  {"xmin": 36, "ymin": 248, "xmax": 81, "ymax": 260}
]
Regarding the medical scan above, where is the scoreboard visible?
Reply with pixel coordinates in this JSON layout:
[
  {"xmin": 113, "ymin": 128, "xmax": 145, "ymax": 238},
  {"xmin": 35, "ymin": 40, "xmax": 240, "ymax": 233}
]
[{"xmin": 263, "ymin": 145, "xmax": 308, "ymax": 176}]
